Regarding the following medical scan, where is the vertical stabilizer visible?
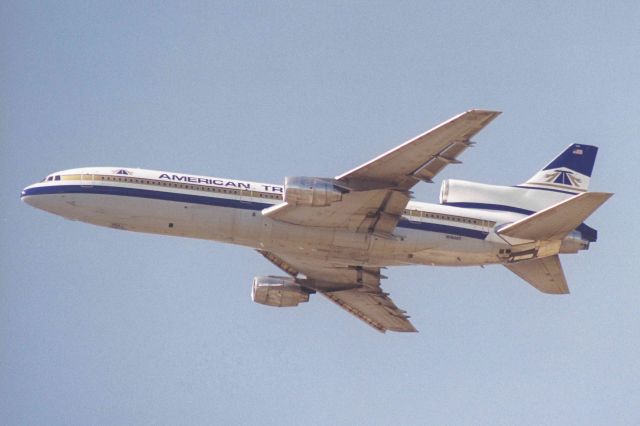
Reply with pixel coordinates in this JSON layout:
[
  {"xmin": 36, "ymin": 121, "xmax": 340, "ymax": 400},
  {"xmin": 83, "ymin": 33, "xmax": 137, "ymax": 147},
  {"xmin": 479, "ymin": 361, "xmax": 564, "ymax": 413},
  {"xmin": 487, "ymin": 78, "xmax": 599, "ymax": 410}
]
[{"xmin": 521, "ymin": 144, "xmax": 598, "ymax": 193}]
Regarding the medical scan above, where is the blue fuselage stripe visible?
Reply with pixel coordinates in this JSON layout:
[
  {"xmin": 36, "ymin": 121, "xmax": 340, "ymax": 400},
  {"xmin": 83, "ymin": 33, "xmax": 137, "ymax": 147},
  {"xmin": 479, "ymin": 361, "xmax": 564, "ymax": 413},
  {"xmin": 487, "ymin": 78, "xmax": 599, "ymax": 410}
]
[
  {"xmin": 512, "ymin": 185, "xmax": 579, "ymax": 195},
  {"xmin": 397, "ymin": 219, "xmax": 488, "ymax": 239},
  {"xmin": 22, "ymin": 184, "xmax": 490, "ymax": 240},
  {"xmin": 22, "ymin": 184, "xmax": 274, "ymax": 211},
  {"xmin": 444, "ymin": 201, "xmax": 533, "ymax": 216}
]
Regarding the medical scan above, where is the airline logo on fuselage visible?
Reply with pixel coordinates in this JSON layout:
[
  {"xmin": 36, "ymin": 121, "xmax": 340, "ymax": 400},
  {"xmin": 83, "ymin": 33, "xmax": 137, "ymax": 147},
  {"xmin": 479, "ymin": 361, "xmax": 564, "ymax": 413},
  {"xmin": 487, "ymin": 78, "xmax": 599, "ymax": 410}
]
[{"xmin": 158, "ymin": 173, "xmax": 283, "ymax": 193}]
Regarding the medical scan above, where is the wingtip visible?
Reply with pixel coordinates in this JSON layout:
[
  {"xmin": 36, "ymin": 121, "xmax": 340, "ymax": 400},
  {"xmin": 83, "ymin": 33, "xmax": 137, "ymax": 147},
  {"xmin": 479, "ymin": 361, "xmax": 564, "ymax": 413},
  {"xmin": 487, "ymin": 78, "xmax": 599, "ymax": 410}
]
[
  {"xmin": 466, "ymin": 108, "xmax": 501, "ymax": 113},
  {"xmin": 462, "ymin": 109, "xmax": 502, "ymax": 123},
  {"xmin": 584, "ymin": 192, "xmax": 614, "ymax": 203}
]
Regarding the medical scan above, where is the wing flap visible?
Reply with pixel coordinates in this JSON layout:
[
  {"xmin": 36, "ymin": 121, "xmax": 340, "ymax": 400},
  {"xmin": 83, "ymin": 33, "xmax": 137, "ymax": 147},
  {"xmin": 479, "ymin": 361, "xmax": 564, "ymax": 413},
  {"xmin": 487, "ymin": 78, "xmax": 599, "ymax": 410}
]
[
  {"xmin": 505, "ymin": 255, "xmax": 569, "ymax": 294},
  {"xmin": 498, "ymin": 192, "xmax": 612, "ymax": 241},
  {"xmin": 322, "ymin": 289, "xmax": 418, "ymax": 333},
  {"xmin": 354, "ymin": 189, "xmax": 411, "ymax": 235},
  {"xmin": 262, "ymin": 189, "xmax": 390, "ymax": 231}
]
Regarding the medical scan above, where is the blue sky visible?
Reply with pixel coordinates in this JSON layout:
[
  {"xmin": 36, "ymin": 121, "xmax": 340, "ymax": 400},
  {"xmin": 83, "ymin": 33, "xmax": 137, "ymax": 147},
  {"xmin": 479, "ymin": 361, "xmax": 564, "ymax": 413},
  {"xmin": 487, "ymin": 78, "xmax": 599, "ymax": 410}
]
[{"xmin": 2, "ymin": 1, "xmax": 639, "ymax": 424}]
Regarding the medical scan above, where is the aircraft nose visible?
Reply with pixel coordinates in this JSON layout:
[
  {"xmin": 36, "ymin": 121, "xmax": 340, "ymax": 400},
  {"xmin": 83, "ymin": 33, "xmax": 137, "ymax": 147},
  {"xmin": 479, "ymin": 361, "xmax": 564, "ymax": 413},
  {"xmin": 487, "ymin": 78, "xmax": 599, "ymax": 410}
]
[
  {"xmin": 21, "ymin": 183, "xmax": 38, "ymax": 205},
  {"xmin": 21, "ymin": 186, "xmax": 31, "ymax": 203}
]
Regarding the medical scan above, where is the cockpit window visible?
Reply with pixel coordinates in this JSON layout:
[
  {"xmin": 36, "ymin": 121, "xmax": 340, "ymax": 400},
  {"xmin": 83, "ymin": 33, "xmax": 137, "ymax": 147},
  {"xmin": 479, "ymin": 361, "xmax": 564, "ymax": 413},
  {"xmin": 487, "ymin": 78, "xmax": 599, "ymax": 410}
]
[{"xmin": 55, "ymin": 175, "xmax": 61, "ymax": 181}]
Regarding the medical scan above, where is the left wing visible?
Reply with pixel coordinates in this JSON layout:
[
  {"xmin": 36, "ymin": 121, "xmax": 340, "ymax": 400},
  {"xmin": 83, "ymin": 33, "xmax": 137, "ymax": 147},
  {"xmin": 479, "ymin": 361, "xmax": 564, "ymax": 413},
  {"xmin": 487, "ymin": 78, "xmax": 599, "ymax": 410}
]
[
  {"xmin": 264, "ymin": 110, "xmax": 500, "ymax": 236},
  {"xmin": 258, "ymin": 250, "xmax": 417, "ymax": 333}
]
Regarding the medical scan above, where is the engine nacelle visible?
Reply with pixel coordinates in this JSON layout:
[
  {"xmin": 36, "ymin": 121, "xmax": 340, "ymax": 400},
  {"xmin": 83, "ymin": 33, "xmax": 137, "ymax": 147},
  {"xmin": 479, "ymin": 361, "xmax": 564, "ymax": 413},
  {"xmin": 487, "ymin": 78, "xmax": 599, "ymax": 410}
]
[
  {"xmin": 560, "ymin": 230, "xmax": 590, "ymax": 253},
  {"xmin": 251, "ymin": 276, "xmax": 310, "ymax": 307},
  {"xmin": 284, "ymin": 176, "xmax": 347, "ymax": 207}
]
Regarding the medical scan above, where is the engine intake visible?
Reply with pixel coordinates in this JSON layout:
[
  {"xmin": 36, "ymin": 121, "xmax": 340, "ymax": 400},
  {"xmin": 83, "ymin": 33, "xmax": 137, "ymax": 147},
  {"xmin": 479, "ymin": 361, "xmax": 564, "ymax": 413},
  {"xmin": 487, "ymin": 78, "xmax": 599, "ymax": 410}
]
[
  {"xmin": 251, "ymin": 276, "xmax": 310, "ymax": 307},
  {"xmin": 284, "ymin": 176, "xmax": 348, "ymax": 207}
]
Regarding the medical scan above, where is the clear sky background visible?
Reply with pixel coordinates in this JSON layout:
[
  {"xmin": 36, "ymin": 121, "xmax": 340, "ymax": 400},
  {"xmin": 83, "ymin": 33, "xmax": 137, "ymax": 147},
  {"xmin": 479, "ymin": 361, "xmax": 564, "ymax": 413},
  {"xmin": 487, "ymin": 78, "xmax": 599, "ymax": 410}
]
[{"xmin": 2, "ymin": 1, "xmax": 639, "ymax": 425}]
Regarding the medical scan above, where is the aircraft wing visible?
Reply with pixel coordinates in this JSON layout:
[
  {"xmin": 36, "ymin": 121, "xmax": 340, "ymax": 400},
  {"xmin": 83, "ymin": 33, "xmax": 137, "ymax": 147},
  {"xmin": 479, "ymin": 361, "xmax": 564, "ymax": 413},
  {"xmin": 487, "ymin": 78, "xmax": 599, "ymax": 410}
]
[
  {"xmin": 263, "ymin": 187, "xmax": 410, "ymax": 235},
  {"xmin": 258, "ymin": 250, "xmax": 417, "ymax": 333},
  {"xmin": 264, "ymin": 109, "xmax": 500, "ymax": 236},
  {"xmin": 337, "ymin": 109, "xmax": 501, "ymax": 189}
]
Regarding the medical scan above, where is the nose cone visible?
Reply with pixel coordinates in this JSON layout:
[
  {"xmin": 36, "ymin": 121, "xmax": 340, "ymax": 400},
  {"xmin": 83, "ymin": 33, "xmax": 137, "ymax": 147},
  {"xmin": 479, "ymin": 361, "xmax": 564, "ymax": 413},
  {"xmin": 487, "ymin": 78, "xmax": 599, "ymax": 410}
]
[
  {"xmin": 21, "ymin": 183, "xmax": 38, "ymax": 207},
  {"xmin": 21, "ymin": 181, "xmax": 68, "ymax": 216}
]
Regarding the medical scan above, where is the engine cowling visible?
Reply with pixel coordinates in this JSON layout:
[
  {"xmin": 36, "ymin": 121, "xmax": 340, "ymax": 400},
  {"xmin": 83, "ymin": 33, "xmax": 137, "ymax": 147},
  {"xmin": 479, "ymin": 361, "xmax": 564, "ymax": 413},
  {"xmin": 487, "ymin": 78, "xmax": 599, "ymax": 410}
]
[
  {"xmin": 284, "ymin": 176, "xmax": 347, "ymax": 207},
  {"xmin": 251, "ymin": 276, "xmax": 310, "ymax": 307},
  {"xmin": 560, "ymin": 230, "xmax": 590, "ymax": 253}
]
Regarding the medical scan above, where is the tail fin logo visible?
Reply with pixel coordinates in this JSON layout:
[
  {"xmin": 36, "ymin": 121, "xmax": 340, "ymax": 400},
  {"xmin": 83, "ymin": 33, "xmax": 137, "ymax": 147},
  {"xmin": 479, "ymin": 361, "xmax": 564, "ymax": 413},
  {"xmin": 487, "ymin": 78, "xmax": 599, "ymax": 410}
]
[{"xmin": 544, "ymin": 169, "xmax": 582, "ymax": 187}]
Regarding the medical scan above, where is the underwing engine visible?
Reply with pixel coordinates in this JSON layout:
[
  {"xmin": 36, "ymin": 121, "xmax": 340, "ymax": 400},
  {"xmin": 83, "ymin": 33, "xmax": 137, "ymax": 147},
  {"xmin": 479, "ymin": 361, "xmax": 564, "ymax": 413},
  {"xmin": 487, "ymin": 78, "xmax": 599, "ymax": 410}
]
[
  {"xmin": 251, "ymin": 276, "xmax": 311, "ymax": 307},
  {"xmin": 284, "ymin": 176, "xmax": 348, "ymax": 207}
]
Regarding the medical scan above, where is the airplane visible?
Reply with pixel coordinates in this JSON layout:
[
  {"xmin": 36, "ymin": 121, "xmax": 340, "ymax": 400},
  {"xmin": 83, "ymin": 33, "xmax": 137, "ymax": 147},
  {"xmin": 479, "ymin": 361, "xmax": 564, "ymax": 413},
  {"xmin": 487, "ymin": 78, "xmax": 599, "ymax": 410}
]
[{"xmin": 21, "ymin": 110, "xmax": 612, "ymax": 333}]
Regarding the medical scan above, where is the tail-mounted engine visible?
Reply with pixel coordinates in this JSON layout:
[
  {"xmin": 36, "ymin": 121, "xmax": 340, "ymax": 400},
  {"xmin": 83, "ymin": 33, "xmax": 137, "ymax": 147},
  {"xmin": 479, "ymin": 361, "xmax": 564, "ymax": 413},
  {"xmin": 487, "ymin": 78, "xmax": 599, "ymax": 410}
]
[
  {"xmin": 440, "ymin": 179, "xmax": 571, "ymax": 214},
  {"xmin": 284, "ymin": 176, "xmax": 349, "ymax": 207},
  {"xmin": 251, "ymin": 275, "xmax": 312, "ymax": 307}
]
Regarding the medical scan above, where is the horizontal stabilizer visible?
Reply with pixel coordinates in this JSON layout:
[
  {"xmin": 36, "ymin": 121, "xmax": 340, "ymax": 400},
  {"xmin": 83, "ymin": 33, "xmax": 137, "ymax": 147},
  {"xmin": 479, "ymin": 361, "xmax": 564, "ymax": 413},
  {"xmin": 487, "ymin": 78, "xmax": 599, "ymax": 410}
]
[
  {"xmin": 498, "ymin": 192, "xmax": 612, "ymax": 241},
  {"xmin": 505, "ymin": 255, "xmax": 569, "ymax": 294}
]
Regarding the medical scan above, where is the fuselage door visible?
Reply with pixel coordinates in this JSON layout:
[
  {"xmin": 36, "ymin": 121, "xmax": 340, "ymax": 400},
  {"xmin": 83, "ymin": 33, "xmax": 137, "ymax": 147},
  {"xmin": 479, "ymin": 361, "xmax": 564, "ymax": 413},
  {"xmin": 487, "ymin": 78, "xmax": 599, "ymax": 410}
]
[
  {"xmin": 80, "ymin": 173, "xmax": 94, "ymax": 187},
  {"xmin": 481, "ymin": 218, "xmax": 493, "ymax": 239}
]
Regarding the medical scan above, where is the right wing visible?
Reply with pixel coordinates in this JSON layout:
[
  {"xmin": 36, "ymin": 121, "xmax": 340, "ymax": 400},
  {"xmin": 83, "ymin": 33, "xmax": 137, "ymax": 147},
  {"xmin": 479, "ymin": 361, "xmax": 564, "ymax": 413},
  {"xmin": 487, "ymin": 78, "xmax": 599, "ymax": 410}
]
[
  {"xmin": 258, "ymin": 250, "xmax": 417, "ymax": 333},
  {"xmin": 322, "ymin": 289, "xmax": 417, "ymax": 333}
]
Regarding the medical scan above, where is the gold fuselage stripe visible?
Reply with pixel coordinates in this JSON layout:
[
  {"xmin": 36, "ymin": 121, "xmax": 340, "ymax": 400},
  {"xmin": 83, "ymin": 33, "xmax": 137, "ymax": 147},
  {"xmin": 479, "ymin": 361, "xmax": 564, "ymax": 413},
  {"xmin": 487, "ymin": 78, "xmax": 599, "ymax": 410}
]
[{"xmin": 59, "ymin": 173, "xmax": 284, "ymax": 200}]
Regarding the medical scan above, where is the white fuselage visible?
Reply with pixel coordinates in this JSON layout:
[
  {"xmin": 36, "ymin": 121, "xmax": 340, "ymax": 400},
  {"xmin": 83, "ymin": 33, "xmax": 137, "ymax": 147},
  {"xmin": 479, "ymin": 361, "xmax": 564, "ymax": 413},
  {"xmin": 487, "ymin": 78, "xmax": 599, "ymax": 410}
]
[{"xmin": 22, "ymin": 167, "xmax": 526, "ymax": 268}]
